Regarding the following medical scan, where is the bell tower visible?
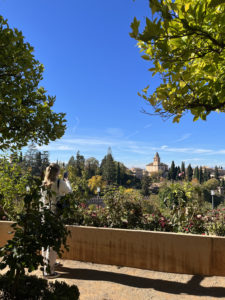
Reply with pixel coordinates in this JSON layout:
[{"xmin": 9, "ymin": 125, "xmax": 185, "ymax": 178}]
[{"xmin": 153, "ymin": 152, "xmax": 160, "ymax": 165}]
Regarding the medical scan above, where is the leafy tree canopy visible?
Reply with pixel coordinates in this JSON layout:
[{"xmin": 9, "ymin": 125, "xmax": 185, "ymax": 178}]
[
  {"xmin": 0, "ymin": 16, "xmax": 66, "ymax": 150},
  {"xmin": 130, "ymin": 0, "xmax": 225, "ymax": 122},
  {"xmin": 203, "ymin": 177, "xmax": 220, "ymax": 190}
]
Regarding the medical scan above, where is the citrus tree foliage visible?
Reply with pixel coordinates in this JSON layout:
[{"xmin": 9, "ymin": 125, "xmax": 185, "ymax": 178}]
[
  {"xmin": 0, "ymin": 155, "xmax": 30, "ymax": 220},
  {"xmin": 130, "ymin": 0, "xmax": 225, "ymax": 122},
  {"xmin": 0, "ymin": 16, "xmax": 66, "ymax": 150}
]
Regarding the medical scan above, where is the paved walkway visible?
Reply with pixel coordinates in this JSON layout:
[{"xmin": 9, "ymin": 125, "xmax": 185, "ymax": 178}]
[{"xmin": 31, "ymin": 259, "xmax": 225, "ymax": 300}]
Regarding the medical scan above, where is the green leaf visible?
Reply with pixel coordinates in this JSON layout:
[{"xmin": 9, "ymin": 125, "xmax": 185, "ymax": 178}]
[
  {"xmin": 130, "ymin": 17, "xmax": 140, "ymax": 38},
  {"xmin": 209, "ymin": 0, "xmax": 225, "ymax": 8},
  {"xmin": 141, "ymin": 55, "xmax": 150, "ymax": 60},
  {"xmin": 193, "ymin": 115, "xmax": 200, "ymax": 122}
]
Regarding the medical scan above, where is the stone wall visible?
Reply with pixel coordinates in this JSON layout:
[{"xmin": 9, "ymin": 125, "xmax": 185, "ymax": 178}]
[{"xmin": 1, "ymin": 221, "xmax": 224, "ymax": 276}]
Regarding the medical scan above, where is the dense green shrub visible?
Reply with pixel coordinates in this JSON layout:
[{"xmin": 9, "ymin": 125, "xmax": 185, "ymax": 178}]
[
  {"xmin": 0, "ymin": 274, "xmax": 79, "ymax": 300},
  {"xmin": 103, "ymin": 188, "xmax": 144, "ymax": 228},
  {"xmin": 0, "ymin": 178, "xmax": 71, "ymax": 298},
  {"xmin": 0, "ymin": 156, "xmax": 31, "ymax": 220},
  {"xmin": 206, "ymin": 208, "xmax": 225, "ymax": 236}
]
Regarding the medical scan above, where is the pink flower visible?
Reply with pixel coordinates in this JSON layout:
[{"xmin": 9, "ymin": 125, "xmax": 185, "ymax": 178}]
[
  {"xmin": 201, "ymin": 233, "xmax": 205, "ymax": 235},
  {"xmin": 161, "ymin": 222, "xmax": 165, "ymax": 228}
]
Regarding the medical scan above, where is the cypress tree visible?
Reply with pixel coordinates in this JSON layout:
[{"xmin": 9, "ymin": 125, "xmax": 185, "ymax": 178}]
[
  {"xmin": 75, "ymin": 151, "xmax": 85, "ymax": 177},
  {"xmin": 116, "ymin": 162, "xmax": 121, "ymax": 185},
  {"xmin": 214, "ymin": 166, "xmax": 219, "ymax": 180},
  {"xmin": 203, "ymin": 169, "xmax": 210, "ymax": 182},
  {"xmin": 199, "ymin": 166, "xmax": 203, "ymax": 184},
  {"xmin": 33, "ymin": 151, "xmax": 42, "ymax": 176},
  {"xmin": 167, "ymin": 170, "xmax": 171, "ymax": 180},
  {"xmin": 67, "ymin": 156, "xmax": 76, "ymax": 167},
  {"xmin": 141, "ymin": 174, "xmax": 151, "ymax": 196},
  {"xmin": 181, "ymin": 161, "xmax": 185, "ymax": 180},
  {"xmin": 169, "ymin": 161, "xmax": 176, "ymax": 181},
  {"xmin": 24, "ymin": 143, "xmax": 38, "ymax": 173},
  {"xmin": 187, "ymin": 164, "xmax": 193, "ymax": 182},
  {"xmin": 176, "ymin": 166, "xmax": 181, "ymax": 181},
  {"xmin": 194, "ymin": 166, "xmax": 199, "ymax": 180},
  {"xmin": 100, "ymin": 148, "xmax": 116, "ymax": 184},
  {"xmin": 19, "ymin": 152, "xmax": 23, "ymax": 163},
  {"xmin": 221, "ymin": 178, "xmax": 225, "ymax": 188}
]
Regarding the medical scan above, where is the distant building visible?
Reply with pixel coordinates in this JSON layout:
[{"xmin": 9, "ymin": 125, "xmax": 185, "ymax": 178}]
[
  {"xmin": 146, "ymin": 152, "xmax": 168, "ymax": 176},
  {"xmin": 130, "ymin": 167, "xmax": 144, "ymax": 179},
  {"xmin": 202, "ymin": 166, "xmax": 225, "ymax": 178}
]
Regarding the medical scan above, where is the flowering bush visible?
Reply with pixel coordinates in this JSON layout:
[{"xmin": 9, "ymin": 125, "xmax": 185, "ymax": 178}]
[
  {"xmin": 141, "ymin": 212, "xmax": 173, "ymax": 232},
  {"xmin": 103, "ymin": 188, "xmax": 144, "ymax": 228},
  {"xmin": 206, "ymin": 208, "xmax": 225, "ymax": 236},
  {"xmin": 61, "ymin": 186, "xmax": 225, "ymax": 236}
]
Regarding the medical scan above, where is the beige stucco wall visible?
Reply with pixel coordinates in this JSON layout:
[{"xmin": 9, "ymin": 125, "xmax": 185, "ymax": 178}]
[
  {"xmin": 146, "ymin": 165, "xmax": 167, "ymax": 174},
  {"xmin": 1, "ymin": 221, "xmax": 225, "ymax": 276}
]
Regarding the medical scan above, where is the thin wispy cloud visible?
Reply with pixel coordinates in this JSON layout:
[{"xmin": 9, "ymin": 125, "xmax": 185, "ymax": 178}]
[
  {"xmin": 217, "ymin": 150, "xmax": 225, "ymax": 154},
  {"xmin": 67, "ymin": 116, "xmax": 80, "ymax": 134},
  {"xmin": 161, "ymin": 145, "xmax": 168, "ymax": 150},
  {"xmin": 105, "ymin": 128, "xmax": 124, "ymax": 138},
  {"xmin": 144, "ymin": 123, "xmax": 152, "ymax": 129},
  {"xmin": 36, "ymin": 133, "xmax": 225, "ymax": 168},
  {"xmin": 62, "ymin": 138, "xmax": 115, "ymax": 146},
  {"xmin": 125, "ymin": 123, "xmax": 152, "ymax": 140},
  {"xmin": 183, "ymin": 158, "xmax": 205, "ymax": 162},
  {"xmin": 125, "ymin": 130, "xmax": 139, "ymax": 139},
  {"xmin": 175, "ymin": 133, "xmax": 191, "ymax": 142},
  {"xmin": 158, "ymin": 146, "xmax": 213, "ymax": 154},
  {"xmin": 41, "ymin": 137, "xmax": 225, "ymax": 157}
]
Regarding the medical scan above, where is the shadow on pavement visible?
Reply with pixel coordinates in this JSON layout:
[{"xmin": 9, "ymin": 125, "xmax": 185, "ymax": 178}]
[{"xmin": 56, "ymin": 266, "xmax": 225, "ymax": 298}]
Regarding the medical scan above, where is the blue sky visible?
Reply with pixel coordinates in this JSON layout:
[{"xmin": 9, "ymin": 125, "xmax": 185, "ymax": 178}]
[{"xmin": 1, "ymin": 0, "xmax": 225, "ymax": 169}]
